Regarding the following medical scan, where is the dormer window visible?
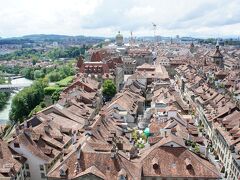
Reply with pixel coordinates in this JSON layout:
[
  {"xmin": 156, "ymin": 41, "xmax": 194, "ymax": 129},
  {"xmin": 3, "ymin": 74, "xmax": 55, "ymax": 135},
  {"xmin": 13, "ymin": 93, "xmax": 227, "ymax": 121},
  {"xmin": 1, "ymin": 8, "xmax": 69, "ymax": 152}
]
[
  {"xmin": 59, "ymin": 164, "xmax": 68, "ymax": 177},
  {"xmin": 119, "ymin": 175, "xmax": 126, "ymax": 180},
  {"xmin": 14, "ymin": 143, "xmax": 20, "ymax": 148},
  {"xmin": 185, "ymin": 158, "xmax": 193, "ymax": 170},
  {"xmin": 118, "ymin": 169, "xmax": 127, "ymax": 180},
  {"xmin": 152, "ymin": 157, "xmax": 159, "ymax": 170}
]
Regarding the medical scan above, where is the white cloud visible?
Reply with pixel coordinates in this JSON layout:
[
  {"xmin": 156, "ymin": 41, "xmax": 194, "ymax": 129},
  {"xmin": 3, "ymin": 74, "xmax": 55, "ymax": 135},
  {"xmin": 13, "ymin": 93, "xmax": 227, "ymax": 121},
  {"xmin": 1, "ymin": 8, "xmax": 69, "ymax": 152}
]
[{"xmin": 0, "ymin": 0, "xmax": 239, "ymax": 38}]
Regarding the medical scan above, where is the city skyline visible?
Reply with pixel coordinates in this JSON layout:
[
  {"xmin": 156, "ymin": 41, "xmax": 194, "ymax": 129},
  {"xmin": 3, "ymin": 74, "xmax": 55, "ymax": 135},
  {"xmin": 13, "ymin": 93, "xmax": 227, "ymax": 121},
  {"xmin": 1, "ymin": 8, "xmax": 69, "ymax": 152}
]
[{"xmin": 0, "ymin": 0, "xmax": 240, "ymax": 38}]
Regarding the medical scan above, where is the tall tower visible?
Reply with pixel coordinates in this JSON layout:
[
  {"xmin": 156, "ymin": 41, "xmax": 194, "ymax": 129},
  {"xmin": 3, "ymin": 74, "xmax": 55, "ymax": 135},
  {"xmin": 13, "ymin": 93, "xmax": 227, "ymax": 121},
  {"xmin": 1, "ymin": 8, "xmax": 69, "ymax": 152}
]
[
  {"xmin": 211, "ymin": 41, "xmax": 224, "ymax": 68},
  {"xmin": 130, "ymin": 31, "xmax": 133, "ymax": 47},
  {"xmin": 190, "ymin": 41, "xmax": 195, "ymax": 53}
]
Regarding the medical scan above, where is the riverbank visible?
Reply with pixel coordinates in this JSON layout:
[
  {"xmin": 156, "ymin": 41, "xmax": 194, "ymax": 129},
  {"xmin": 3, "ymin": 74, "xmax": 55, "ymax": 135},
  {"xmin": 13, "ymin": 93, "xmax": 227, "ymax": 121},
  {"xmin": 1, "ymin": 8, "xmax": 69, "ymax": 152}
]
[{"xmin": 0, "ymin": 78, "xmax": 33, "ymax": 125}]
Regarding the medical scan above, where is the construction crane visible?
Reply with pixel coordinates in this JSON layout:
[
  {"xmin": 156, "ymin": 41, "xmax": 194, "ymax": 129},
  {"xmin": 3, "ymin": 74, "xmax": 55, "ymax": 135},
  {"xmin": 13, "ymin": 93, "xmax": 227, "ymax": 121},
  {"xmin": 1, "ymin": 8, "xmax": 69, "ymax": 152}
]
[{"xmin": 152, "ymin": 22, "xmax": 157, "ymax": 42}]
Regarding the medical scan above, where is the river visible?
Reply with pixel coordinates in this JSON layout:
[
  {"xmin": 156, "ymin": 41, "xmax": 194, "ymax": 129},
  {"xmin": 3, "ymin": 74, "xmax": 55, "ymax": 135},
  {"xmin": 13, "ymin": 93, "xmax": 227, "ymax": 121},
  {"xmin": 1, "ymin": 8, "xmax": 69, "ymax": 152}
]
[{"xmin": 0, "ymin": 78, "xmax": 33, "ymax": 124}]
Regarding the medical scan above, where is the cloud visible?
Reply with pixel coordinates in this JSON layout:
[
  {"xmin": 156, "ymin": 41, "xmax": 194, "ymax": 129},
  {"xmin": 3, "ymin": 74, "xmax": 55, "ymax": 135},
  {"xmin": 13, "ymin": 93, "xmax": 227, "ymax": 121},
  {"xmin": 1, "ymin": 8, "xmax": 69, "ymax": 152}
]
[{"xmin": 0, "ymin": 0, "xmax": 239, "ymax": 37}]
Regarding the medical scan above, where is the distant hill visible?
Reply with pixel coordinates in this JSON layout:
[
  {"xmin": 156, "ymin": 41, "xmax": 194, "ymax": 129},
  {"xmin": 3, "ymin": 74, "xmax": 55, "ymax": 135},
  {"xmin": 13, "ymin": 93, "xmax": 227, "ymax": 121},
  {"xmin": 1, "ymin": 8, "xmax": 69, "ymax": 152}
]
[
  {"xmin": 0, "ymin": 34, "xmax": 106, "ymax": 45},
  {"xmin": 21, "ymin": 34, "xmax": 102, "ymax": 41},
  {"xmin": 22, "ymin": 34, "xmax": 73, "ymax": 41}
]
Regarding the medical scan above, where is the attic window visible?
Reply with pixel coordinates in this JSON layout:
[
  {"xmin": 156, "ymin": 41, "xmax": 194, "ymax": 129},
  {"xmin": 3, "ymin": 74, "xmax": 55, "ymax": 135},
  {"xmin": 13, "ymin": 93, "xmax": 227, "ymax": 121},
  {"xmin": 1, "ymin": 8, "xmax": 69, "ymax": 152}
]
[
  {"xmin": 152, "ymin": 157, "xmax": 159, "ymax": 170},
  {"xmin": 14, "ymin": 143, "xmax": 20, "ymax": 148},
  {"xmin": 118, "ymin": 169, "xmax": 127, "ymax": 180},
  {"xmin": 59, "ymin": 164, "xmax": 68, "ymax": 176},
  {"xmin": 185, "ymin": 158, "xmax": 192, "ymax": 169}
]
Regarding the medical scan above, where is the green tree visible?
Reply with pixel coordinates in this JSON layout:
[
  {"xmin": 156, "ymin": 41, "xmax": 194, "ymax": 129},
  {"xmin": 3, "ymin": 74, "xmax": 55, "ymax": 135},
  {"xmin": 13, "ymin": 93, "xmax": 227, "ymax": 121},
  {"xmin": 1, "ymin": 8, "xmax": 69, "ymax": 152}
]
[
  {"xmin": 51, "ymin": 89, "xmax": 62, "ymax": 103},
  {"xmin": 47, "ymin": 71, "xmax": 62, "ymax": 82},
  {"xmin": 0, "ymin": 77, "xmax": 10, "ymax": 110},
  {"xmin": 102, "ymin": 79, "xmax": 116, "ymax": 98},
  {"xmin": 20, "ymin": 67, "xmax": 35, "ymax": 80},
  {"xmin": 34, "ymin": 70, "xmax": 44, "ymax": 79},
  {"xmin": 32, "ymin": 58, "xmax": 37, "ymax": 65},
  {"xmin": 9, "ymin": 80, "xmax": 47, "ymax": 123}
]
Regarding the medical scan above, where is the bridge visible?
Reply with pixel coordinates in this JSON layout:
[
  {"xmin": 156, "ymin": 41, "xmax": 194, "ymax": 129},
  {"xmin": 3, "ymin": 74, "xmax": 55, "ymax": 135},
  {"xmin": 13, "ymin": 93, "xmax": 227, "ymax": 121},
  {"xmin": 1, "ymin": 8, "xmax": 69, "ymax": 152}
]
[
  {"xmin": 0, "ymin": 84, "xmax": 30, "ymax": 92},
  {"xmin": 9, "ymin": 75, "xmax": 23, "ymax": 80},
  {"xmin": 0, "ymin": 73, "xmax": 23, "ymax": 79}
]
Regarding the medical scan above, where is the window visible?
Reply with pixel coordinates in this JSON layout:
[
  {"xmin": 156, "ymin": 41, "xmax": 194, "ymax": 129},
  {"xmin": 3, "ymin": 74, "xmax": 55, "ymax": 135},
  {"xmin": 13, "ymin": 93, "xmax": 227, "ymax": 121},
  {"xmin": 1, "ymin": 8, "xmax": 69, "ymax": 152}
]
[
  {"xmin": 41, "ymin": 173, "xmax": 46, "ymax": 178},
  {"xmin": 119, "ymin": 175, "xmax": 126, "ymax": 180},
  {"xmin": 40, "ymin": 165, "xmax": 44, "ymax": 171},
  {"xmin": 25, "ymin": 163, "xmax": 29, "ymax": 169},
  {"xmin": 26, "ymin": 171, "xmax": 31, "ymax": 177},
  {"xmin": 14, "ymin": 143, "xmax": 20, "ymax": 148}
]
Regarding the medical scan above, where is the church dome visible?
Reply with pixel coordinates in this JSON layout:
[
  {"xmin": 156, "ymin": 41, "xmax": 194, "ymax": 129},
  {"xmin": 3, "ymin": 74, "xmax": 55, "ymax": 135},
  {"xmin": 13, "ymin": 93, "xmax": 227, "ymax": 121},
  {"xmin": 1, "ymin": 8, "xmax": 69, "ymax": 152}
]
[
  {"xmin": 116, "ymin": 31, "xmax": 123, "ymax": 38},
  {"xmin": 116, "ymin": 31, "xmax": 123, "ymax": 46}
]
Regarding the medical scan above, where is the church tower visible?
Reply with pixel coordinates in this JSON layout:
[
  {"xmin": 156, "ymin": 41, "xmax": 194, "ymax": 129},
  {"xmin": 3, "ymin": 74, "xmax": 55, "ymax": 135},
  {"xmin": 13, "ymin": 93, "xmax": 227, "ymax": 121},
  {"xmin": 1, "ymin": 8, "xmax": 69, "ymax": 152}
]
[{"xmin": 211, "ymin": 41, "xmax": 224, "ymax": 68}]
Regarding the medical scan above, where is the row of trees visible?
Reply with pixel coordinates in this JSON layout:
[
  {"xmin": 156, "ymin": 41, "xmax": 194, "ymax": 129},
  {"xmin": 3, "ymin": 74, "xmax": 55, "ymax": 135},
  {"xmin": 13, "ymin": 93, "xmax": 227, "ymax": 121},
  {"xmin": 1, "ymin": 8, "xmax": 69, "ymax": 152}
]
[
  {"xmin": 0, "ymin": 62, "xmax": 75, "ymax": 81},
  {"xmin": 47, "ymin": 64, "xmax": 75, "ymax": 82},
  {"xmin": 0, "ymin": 65, "xmax": 21, "ymax": 75},
  {"xmin": 9, "ymin": 79, "xmax": 47, "ymax": 123},
  {"xmin": 0, "ymin": 46, "xmax": 89, "ymax": 61},
  {"xmin": 0, "ymin": 49, "xmax": 43, "ymax": 60},
  {"xmin": 47, "ymin": 46, "xmax": 87, "ymax": 59}
]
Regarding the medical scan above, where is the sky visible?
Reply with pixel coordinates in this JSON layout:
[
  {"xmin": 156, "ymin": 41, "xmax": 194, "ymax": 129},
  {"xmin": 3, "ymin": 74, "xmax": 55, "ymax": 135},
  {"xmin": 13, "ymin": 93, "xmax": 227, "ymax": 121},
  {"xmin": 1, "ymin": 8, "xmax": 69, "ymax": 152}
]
[{"xmin": 0, "ymin": 0, "xmax": 240, "ymax": 38}]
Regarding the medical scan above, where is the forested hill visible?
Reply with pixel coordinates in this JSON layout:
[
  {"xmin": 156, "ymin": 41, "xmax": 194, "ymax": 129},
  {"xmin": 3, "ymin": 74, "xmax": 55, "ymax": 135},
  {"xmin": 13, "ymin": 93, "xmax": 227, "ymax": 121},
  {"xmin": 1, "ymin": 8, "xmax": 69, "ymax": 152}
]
[{"xmin": 0, "ymin": 34, "xmax": 105, "ymax": 44}]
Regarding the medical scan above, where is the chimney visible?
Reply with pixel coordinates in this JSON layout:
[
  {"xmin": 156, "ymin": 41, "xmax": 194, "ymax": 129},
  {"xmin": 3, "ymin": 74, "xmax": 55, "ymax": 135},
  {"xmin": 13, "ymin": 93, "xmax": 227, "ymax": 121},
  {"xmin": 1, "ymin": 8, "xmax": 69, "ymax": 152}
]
[
  {"xmin": 110, "ymin": 130, "xmax": 116, "ymax": 137},
  {"xmin": 96, "ymin": 124, "xmax": 101, "ymax": 131},
  {"xmin": 164, "ymin": 92, "xmax": 167, "ymax": 99},
  {"xmin": 44, "ymin": 125, "xmax": 50, "ymax": 134},
  {"xmin": 110, "ymin": 146, "xmax": 117, "ymax": 159},
  {"xmin": 74, "ymin": 162, "xmax": 80, "ymax": 175},
  {"xmin": 107, "ymin": 136, "xmax": 113, "ymax": 144},
  {"xmin": 116, "ymin": 141, "xmax": 123, "ymax": 150},
  {"xmin": 221, "ymin": 100, "xmax": 225, "ymax": 107},
  {"xmin": 24, "ymin": 120, "xmax": 27, "ymax": 129},
  {"xmin": 15, "ymin": 125, "xmax": 20, "ymax": 135},
  {"xmin": 85, "ymin": 127, "xmax": 92, "ymax": 136},
  {"xmin": 76, "ymin": 146, "xmax": 81, "ymax": 160},
  {"xmin": 60, "ymin": 153, "xmax": 64, "ymax": 162},
  {"xmin": 228, "ymin": 107, "xmax": 231, "ymax": 115},
  {"xmin": 72, "ymin": 131, "xmax": 77, "ymax": 144},
  {"xmin": 129, "ymin": 133, "xmax": 132, "ymax": 142},
  {"xmin": 99, "ymin": 110, "xmax": 106, "ymax": 120},
  {"xmin": 82, "ymin": 78, "xmax": 85, "ymax": 83}
]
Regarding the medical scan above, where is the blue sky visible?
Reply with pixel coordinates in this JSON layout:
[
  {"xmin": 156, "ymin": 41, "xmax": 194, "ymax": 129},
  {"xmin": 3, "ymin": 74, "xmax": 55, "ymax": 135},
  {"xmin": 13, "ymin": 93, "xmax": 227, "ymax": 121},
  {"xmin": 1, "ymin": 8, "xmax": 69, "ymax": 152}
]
[{"xmin": 0, "ymin": 0, "xmax": 240, "ymax": 38}]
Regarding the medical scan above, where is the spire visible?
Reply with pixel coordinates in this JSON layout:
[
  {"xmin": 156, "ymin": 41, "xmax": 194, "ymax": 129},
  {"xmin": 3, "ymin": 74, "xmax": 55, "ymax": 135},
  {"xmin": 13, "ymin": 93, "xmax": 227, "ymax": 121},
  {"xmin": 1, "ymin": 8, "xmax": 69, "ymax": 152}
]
[{"xmin": 216, "ymin": 40, "xmax": 220, "ymax": 50}]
